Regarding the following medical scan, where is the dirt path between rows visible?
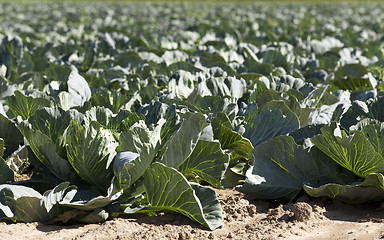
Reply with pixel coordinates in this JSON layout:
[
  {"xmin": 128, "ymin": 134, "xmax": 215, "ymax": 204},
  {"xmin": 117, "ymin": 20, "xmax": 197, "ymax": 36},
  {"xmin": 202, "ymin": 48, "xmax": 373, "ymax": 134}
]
[{"xmin": 1, "ymin": 189, "xmax": 384, "ymax": 240}]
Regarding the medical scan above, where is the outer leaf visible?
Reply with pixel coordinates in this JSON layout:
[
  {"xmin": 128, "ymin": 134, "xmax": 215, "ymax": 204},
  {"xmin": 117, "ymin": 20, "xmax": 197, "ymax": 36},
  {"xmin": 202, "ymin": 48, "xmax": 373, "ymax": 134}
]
[
  {"xmin": 160, "ymin": 104, "xmax": 181, "ymax": 145},
  {"xmin": 110, "ymin": 110, "xmax": 142, "ymax": 132},
  {"xmin": 113, "ymin": 121, "xmax": 161, "ymax": 189},
  {"xmin": 238, "ymin": 136, "xmax": 353, "ymax": 200},
  {"xmin": 138, "ymin": 101, "xmax": 168, "ymax": 126},
  {"xmin": 190, "ymin": 183, "xmax": 223, "ymax": 230},
  {"xmin": 28, "ymin": 107, "xmax": 73, "ymax": 157},
  {"xmin": 212, "ymin": 113, "xmax": 253, "ymax": 159},
  {"xmin": 142, "ymin": 162, "xmax": 223, "ymax": 230},
  {"xmin": 113, "ymin": 152, "xmax": 140, "ymax": 189},
  {"xmin": 168, "ymin": 70, "xmax": 196, "ymax": 99},
  {"xmin": 196, "ymin": 96, "xmax": 238, "ymax": 119},
  {"xmin": 6, "ymin": 90, "xmax": 52, "ymax": 120},
  {"xmin": 119, "ymin": 179, "xmax": 146, "ymax": 212},
  {"xmin": 369, "ymin": 97, "xmax": 384, "ymax": 122},
  {"xmin": 0, "ymin": 156, "xmax": 13, "ymax": 184},
  {"xmin": 67, "ymin": 71, "xmax": 91, "ymax": 108},
  {"xmin": 117, "ymin": 120, "xmax": 160, "ymax": 154},
  {"xmin": 57, "ymin": 92, "xmax": 74, "ymax": 111},
  {"xmin": 258, "ymin": 97, "xmax": 314, "ymax": 127},
  {"xmin": 334, "ymin": 64, "xmax": 371, "ymax": 90},
  {"xmin": 289, "ymin": 124, "xmax": 324, "ymax": 144},
  {"xmin": 18, "ymin": 121, "xmax": 77, "ymax": 182},
  {"xmin": 75, "ymin": 208, "xmax": 110, "ymax": 223},
  {"xmin": 43, "ymin": 182, "xmax": 76, "ymax": 212},
  {"xmin": 0, "ymin": 73, "xmax": 17, "ymax": 99},
  {"xmin": 45, "ymin": 64, "xmax": 71, "ymax": 83},
  {"xmin": 166, "ymin": 62, "xmax": 202, "ymax": 75},
  {"xmin": 312, "ymin": 124, "xmax": 384, "ymax": 178},
  {"xmin": 0, "ymin": 113, "xmax": 23, "ymax": 147},
  {"xmin": 160, "ymin": 113, "xmax": 208, "ymax": 168},
  {"xmin": 334, "ymin": 77, "xmax": 372, "ymax": 91},
  {"xmin": 244, "ymin": 59, "xmax": 274, "ymax": 76},
  {"xmin": 7, "ymin": 196, "xmax": 54, "ymax": 222},
  {"xmin": 81, "ymin": 42, "xmax": 96, "ymax": 72},
  {"xmin": 91, "ymin": 88, "xmax": 130, "ymax": 114},
  {"xmin": 340, "ymin": 97, "xmax": 384, "ymax": 130},
  {"xmin": 302, "ymin": 85, "xmax": 329, "ymax": 108},
  {"xmin": 243, "ymin": 109, "xmax": 300, "ymax": 147},
  {"xmin": 361, "ymin": 123, "xmax": 384, "ymax": 157},
  {"xmin": 262, "ymin": 49, "xmax": 288, "ymax": 70},
  {"xmin": 222, "ymin": 163, "xmax": 246, "ymax": 188},
  {"xmin": 252, "ymin": 89, "xmax": 281, "ymax": 107},
  {"xmin": 61, "ymin": 192, "xmax": 113, "ymax": 211},
  {"xmin": 204, "ymin": 77, "xmax": 246, "ymax": 100},
  {"xmin": 178, "ymin": 140, "xmax": 230, "ymax": 188},
  {"xmin": 114, "ymin": 120, "xmax": 161, "ymax": 189},
  {"xmin": 0, "ymin": 183, "xmax": 72, "ymax": 222},
  {"xmin": 60, "ymin": 180, "xmax": 122, "ymax": 211},
  {"xmin": 304, "ymin": 173, "xmax": 384, "ymax": 203},
  {"xmin": 340, "ymin": 101, "xmax": 368, "ymax": 130},
  {"xmin": 84, "ymin": 106, "xmax": 113, "ymax": 127},
  {"xmin": 0, "ymin": 139, "xmax": 3, "ymax": 157},
  {"xmin": 0, "ymin": 184, "xmax": 42, "ymax": 218},
  {"xmin": 65, "ymin": 121, "xmax": 117, "ymax": 192}
]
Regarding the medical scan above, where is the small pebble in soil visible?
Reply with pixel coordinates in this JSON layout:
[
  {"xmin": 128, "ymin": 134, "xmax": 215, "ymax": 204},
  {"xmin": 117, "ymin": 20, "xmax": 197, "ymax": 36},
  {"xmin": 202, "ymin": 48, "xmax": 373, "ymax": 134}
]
[
  {"xmin": 178, "ymin": 232, "xmax": 191, "ymax": 240},
  {"xmin": 280, "ymin": 214, "xmax": 291, "ymax": 221},
  {"xmin": 247, "ymin": 205, "xmax": 257, "ymax": 217}
]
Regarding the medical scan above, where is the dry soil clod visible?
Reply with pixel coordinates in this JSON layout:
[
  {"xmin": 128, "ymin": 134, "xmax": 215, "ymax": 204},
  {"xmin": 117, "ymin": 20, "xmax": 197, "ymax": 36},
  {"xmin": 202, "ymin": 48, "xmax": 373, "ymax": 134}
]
[{"xmin": 292, "ymin": 202, "xmax": 313, "ymax": 222}]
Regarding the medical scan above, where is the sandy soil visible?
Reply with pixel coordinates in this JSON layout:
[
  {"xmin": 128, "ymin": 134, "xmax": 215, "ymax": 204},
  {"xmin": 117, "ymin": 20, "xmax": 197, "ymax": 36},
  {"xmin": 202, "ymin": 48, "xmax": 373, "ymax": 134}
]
[{"xmin": 1, "ymin": 189, "xmax": 384, "ymax": 240}]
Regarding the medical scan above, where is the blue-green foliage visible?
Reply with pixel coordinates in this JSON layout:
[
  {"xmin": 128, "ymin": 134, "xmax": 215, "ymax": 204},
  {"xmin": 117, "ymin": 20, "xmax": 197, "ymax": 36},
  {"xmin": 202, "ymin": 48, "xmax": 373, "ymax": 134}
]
[{"xmin": 0, "ymin": 1, "xmax": 384, "ymax": 228}]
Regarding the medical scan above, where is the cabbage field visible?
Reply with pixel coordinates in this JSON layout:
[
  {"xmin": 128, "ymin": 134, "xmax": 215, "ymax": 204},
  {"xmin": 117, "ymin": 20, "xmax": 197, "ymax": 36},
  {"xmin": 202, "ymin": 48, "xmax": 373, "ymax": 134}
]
[{"xmin": 0, "ymin": 1, "xmax": 384, "ymax": 231}]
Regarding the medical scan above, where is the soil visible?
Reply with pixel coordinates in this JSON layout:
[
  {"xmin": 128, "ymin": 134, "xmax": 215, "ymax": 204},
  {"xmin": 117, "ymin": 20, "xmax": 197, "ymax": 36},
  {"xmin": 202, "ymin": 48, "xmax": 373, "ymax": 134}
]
[{"xmin": 1, "ymin": 188, "xmax": 384, "ymax": 240}]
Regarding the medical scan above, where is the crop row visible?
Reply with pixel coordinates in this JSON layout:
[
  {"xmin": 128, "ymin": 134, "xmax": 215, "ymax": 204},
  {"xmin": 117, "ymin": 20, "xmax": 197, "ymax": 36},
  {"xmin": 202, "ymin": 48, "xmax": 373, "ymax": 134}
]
[{"xmin": 0, "ymin": 2, "xmax": 384, "ymax": 229}]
